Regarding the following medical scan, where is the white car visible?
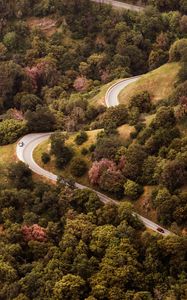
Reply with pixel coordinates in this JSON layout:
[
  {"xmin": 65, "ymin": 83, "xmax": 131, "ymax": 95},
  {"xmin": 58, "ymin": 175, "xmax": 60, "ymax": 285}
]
[{"xmin": 18, "ymin": 141, "xmax": 24, "ymax": 147}]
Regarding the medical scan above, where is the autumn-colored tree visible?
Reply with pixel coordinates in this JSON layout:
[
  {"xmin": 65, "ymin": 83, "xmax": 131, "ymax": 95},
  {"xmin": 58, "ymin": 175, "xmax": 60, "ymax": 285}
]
[{"xmin": 22, "ymin": 224, "xmax": 47, "ymax": 242}]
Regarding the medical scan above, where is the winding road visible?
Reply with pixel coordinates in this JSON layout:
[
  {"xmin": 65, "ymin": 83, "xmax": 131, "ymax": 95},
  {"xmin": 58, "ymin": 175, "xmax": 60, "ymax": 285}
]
[
  {"xmin": 92, "ymin": 0, "xmax": 144, "ymax": 12},
  {"xmin": 16, "ymin": 78, "xmax": 171, "ymax": 236}
]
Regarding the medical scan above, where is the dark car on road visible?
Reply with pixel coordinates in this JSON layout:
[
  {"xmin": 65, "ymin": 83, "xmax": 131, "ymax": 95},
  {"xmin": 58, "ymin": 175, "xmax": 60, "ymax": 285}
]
[{"xmin": 157, "ymin": 227, "xmax": 164, "ymax": 233}]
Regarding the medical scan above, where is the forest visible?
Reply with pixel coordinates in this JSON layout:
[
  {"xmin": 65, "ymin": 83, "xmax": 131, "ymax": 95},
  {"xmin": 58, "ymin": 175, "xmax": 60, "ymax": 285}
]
[{"xmin": 0, "ymin": 0, "xmax": 187, "ymax": 299}]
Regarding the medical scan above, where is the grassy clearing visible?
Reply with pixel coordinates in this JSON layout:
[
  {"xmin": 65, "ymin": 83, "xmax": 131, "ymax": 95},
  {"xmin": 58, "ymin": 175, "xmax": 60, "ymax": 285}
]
[
  {"xmin": 118, "ymin": 124, "xmax": 135, "ymax": 139},
  {"xmin": 118, "ymin": 63, "xmax": 180, "ymax": 105},
  {"xmin": 0, "ymin": 143, "xmax": 17, "ymax": 186}
]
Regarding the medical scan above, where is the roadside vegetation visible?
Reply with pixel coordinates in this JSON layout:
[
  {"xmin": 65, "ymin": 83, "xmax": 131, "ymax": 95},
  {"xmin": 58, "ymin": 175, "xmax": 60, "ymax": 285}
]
[
  {"xmin": 118, "ymin": 62, "xmax": 180, "ymax": 105},
  {"xmin": 0, "ymin": 0, "xmax": 187, "ymax": 298}
]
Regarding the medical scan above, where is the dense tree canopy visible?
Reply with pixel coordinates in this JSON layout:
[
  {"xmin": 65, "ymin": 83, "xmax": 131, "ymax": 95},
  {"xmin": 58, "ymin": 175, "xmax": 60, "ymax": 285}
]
[{"xmin": 0, "ymin": 0, "xmax": 187, "ymax": 298}]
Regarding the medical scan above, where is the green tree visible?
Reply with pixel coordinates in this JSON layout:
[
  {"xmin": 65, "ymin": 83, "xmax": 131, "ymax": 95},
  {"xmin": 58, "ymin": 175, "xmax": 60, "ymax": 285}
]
[
  {"xmin": 41, "ymin": 152, "xmax": 50, "ymax": 164},
  {"xmin": 74, "ymin": 131, "xmax": 88, "ymax": 145},
  {"xmin": 53, "ymin": 274, "xmax": 86, "ymax": 300},
  {"xmin": 50, "ymin": 132, "xmax": 73, "ymax": 168},
  {"xmin": 124, "ymin": 179, "xmax": 143, "ymax": 200},
  {"xmin": 8, "ymin": 161, "xmax": 33, "ymax": 189},
  {"xmin": 0, "ymin": 61, "xmax": 24, "ymax": 110},
  {"xmin": 169, "ymin": 38, "xmax": 187, "ymax": 61},
  {"xmin": 3, "ymin": 32, "xmax": 17, "ymax": 50},
  {"xmin": 26, "ymin": 106, "xmax": 55, "ymax": 132},
  {"xmin": 14, "ymin": 93, "xmax": 42, "ymax": 112},
  {"xmin": 0, "ymin": 119, "xmax": 26, "ymax": 145},
  {"xmin": 70, "ymin": 157, "xmax": 88, "ymax": 177},
  {"xmin": 160, "ymin": 159, "xmax": 186, "ymax": 191}
]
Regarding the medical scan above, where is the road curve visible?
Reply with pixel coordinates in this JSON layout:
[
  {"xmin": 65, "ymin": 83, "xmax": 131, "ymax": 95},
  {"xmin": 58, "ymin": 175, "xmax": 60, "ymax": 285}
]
[
  {"xmin": 105, "ymin": 76, "xmax": 141, "ymax": 107},
  {"xmin": 16, "ymin": 78, "xmax": 172, "ymax": 237},
  {"xmin": 92, "ymin": 0, "xmax": 144, "ymax": 12}
]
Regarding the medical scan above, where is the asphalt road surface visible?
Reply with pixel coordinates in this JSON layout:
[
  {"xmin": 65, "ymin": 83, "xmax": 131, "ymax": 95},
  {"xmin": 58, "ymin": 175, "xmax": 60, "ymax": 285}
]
[
  {"xmin": 105, "ymin": 76, "xmax": 141, "ymax": 107},
  {"xmin": 92, "ymin": 0, "xmax": 144, "ymax": 12},
  {"xmin": 16, "ymin": 76, "xmax": 172, "ymax": 236}
]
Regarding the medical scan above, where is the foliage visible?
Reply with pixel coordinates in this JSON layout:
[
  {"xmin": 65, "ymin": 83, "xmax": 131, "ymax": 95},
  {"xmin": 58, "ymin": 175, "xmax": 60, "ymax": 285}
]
[
  {"xmin": 169, "ymin": 38, "xmax": 187, "ymax": 62},
  {"xmin": 50, "ymin": 132, "xmax": 74, "ymax": 168},
  {"xmin": 94, "ymin": 136, "xmax": 122, "ymax": 161},
  {"xmin": 89, "ymin": 158, "xmax": 124, "ymax": 196},
  {"xmin": 70, "ymin": 157, "xmax": 88, "ymax": 177},
  {"xmin": 22, "ymin": 224, "xmax": 47, "ymax": 242},
  {"xmin": 41, "ymin": 152, "xmax": 50, "ymax": 164},
  {"xmin": 14, "ymin": 93, "xmax": 42, "ymax": 112},
  {"xmin": 103, "ymin": 104, "xmax": 128, "ymax": 128},
  {"xmin": 0, "ymin": 178, "xmax": 186, "ymax": 299},
  {"xmin": 128, "ymin": 91, "xmax": 152, "ymax": 113},
  {"xmin": 124, "ymin": 179, "xmax": 143, "ymax": 200},
  {"xmin": 0, "ymin": 119, "xmax": 27, "ymax": 145},
  {"xmin": 75, "ymin": 131, "xmax": 88, "ymax": 145},
  {"xmin": 8, "ymin": 161, "xmax": 33, "ymax": 189},
  {"xmin": 160, "ymin": 159, "xmax": 186, "ymax": 191},
  {"xmin": 0, "ymin": 1, "xmax": 187, "ymax": 298},
  {"xmin": 25, "ymin": 106, "xmax": 55, "ymax": 132}
]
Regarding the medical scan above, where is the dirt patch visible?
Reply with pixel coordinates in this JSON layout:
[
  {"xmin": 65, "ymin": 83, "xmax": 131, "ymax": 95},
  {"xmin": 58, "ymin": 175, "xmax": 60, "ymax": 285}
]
[{"xmin": 27, "ymin": 17, "xmax": 58, "ymax": 36}]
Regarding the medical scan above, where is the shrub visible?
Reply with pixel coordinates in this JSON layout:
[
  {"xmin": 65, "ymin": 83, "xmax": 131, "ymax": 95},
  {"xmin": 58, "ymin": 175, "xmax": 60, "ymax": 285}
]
[
  {"xmin": 41, "ymin": 152, "xmax": 50, "ymax": 164},
  {"xmin": 171, "ymin": 80, "xmax": 187, "ymax": 104},
  {"xmin": 50, "ymin": 132, "xmax": 74, "ymax": 168},
  {"xmin": 81, "ymin": 147, "xmax": 88, "ymax": 155},
  {"xmin": 103, "ymin": 104, "xmax": 128, "ymax": 127},
  {"xmin": 160, "ymin": 159, "xmax": 186, "ymax": 191},
  {"xmin": 75, "ymin": 131, "xmax": 88, "ymax": 145},
  {"xmin": 8, "ymin": 161, "xmax": 33, "ymax": 189},
  {"xmin": 128, "ymin": 91, "xmax": 152, "ymax": 113},
  {"xmin": 89, "ymin": 158, "xmax": 124, "ymax": 196},
  {"xmin": 0, "ymin": 119, "xmax": 27, "ymax": 145},
  {"xmin": 3, "ymin": 31, "xmax": 17, "ymax": 50},
  {"xmin": 124, "ymin": 180, "xmax": 143, "ymax": 200},
  {"xmin": 94, "ymin": 136, "xmax": 122, "ymax": 160},
  {"xmin": 22, "ymin": 224, "xmax": 47, "ymax": 242},
  {"xmin": 55, "ymin": 146, "xmax": 74, "ymax": 169},
  {"xmin": 169, "ymin": 38, "xmax": 187, "ymax": 62},
  {"xmin": 89, "ymin": 144, "xmax": 96, "ymax": 152},
  {"xmin": 70, "ymin": 157, "xmax": 88, "ymax": 177},
  {"xmin": 14, "ymin": 93, "xmax": 42, "ymax": 112}
]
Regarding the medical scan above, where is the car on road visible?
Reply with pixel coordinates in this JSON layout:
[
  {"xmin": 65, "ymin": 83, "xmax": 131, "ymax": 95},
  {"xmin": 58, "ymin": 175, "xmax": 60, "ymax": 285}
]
[
  {"xmin": 18, "ymin": 141, "xmax": 24, "ymax": 147},
  {"xmin": 157, "ymin": 227, "xmax": 164, "ymax": 233}
]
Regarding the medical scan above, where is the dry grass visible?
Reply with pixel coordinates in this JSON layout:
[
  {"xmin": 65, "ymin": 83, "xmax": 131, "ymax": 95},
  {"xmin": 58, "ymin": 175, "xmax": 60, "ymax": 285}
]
[
  {"xmin": 118, "ymin": 63, "xmax": 180, "ymax": 105},
  {"xmin": 0, "ymin": 143, "xmax": 17, "ymax": 185},
  {"xmin": 117, "ymin": 124, "xmax": 135, "ymax": 139}
]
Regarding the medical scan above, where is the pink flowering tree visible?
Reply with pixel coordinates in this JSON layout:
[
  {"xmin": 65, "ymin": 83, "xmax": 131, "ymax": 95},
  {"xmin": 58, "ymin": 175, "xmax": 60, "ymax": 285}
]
[
  {"xmin": 22, "ymin": 224, "xmax": 47, "ymax": 242},
  {"xmin": 88, "ymin": 159, "xmax": 117, "ymax": 185},
  {"xmin": 73, "ymin": 76, "xmax": 91, "ymax": 92},
  {"xmin": 89, "ymin": 158, "xmax": 124, "ymax": 195},
  {"xmin": 25, "ymin": 57, "xmax": 59, "ymax": 91}
]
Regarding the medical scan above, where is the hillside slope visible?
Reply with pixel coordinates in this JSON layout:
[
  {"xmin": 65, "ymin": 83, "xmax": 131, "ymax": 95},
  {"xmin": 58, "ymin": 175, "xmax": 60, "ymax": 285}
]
[{"xmin": 118, "ymin": 63, "xmax": 180, "ymax": 105}]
